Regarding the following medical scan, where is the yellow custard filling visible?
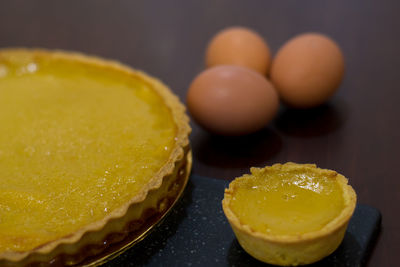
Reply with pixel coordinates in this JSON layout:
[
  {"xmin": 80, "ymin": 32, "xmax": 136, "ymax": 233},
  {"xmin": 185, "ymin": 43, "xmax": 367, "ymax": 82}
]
[
  {"xmin": 0, "ymin": 52, "xmax": 176, "ymax": 252},
  {"xmin": 229, "ymin": 165, "xmax": 345, "ymax": 235}
]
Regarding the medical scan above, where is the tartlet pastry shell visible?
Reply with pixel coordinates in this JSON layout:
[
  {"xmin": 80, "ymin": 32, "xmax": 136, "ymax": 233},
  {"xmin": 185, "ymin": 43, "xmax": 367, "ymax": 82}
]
[{"xmin": 222, "ymin": 163, "xmax": 357, "ymax": 266}]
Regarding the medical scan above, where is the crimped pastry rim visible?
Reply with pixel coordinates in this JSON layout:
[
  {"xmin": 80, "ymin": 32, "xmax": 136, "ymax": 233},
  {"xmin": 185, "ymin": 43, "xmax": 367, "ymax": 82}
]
[
  {"xmin": 222, "ymin": 162, "xmax": 357, "ymax": 244},
  {"xmin": 0, "ymin": 48, "xmax": 191, "ymax": 262}
]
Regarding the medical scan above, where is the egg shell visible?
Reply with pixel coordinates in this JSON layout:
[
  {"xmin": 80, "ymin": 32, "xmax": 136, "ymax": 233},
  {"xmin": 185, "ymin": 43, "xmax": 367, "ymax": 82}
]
[
  {"xmin": 187, "ymin": 65, "xmax": 279, "ymax": 136},
  {"xmin": 271, "ymin": 33, "xmax": 345, "ymax": 108},
  {"xmin": 205, "ymin": 27, "xmax": 271, "ymax": 75}
]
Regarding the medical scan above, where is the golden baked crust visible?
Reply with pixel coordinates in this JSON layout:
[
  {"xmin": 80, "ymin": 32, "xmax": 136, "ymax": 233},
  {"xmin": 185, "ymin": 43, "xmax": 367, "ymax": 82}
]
[
  {"xmin": 222, "ymin": 162, "xmax": 357, "ymax": 266},
  {"xmin": 0, "ymin": 48, "xmax": 191, "ymax": 265}
]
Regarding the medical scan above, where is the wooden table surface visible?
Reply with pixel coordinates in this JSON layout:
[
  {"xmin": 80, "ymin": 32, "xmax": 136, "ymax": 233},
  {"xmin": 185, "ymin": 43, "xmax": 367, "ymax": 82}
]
[{"xmin": 1, "ymin": 1, "xmax": 398, "ymax": 266}]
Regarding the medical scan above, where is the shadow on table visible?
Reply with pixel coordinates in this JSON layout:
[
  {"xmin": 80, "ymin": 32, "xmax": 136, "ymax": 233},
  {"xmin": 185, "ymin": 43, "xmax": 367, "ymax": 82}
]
[
  {"xmin": 193, "ymin": 128, "xmax": 282, "ymax": 169},
  {"xmin": 227, "ymin": 231, "xmax": 362, "ymax": 267},
  {"xmin": 274, "ymin": 101, "xmax": 348, "ymax": 138}
]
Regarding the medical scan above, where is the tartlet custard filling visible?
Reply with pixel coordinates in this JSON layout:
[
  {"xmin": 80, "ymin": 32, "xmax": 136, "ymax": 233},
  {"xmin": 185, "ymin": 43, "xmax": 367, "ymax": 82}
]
[
  {"xmin": 0, "ymin": 53, "xmax": 176, "ymax": 252},
  {"xmin": 229, "ymin": 167, "xmax": 345, "ymax": 235}
]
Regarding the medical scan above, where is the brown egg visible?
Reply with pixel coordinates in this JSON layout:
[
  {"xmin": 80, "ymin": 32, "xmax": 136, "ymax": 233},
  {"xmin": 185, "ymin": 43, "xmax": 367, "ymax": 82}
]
[
  {"xmin": 270, "ymin": 33, "xmax": 345, "ymax": 108},
  {"xmin": 205, "ymin": 27, "xmax": 271, "ymax": 75},
  {"xmin": 187, "ymin": 65, "xmax": 279, "ymax": 135}
]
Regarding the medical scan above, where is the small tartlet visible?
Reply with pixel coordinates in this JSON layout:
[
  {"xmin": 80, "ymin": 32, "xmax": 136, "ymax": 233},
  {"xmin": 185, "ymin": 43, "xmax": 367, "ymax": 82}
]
[
  {"xmin": 222, "ymin": 163, "xmax": 356, "ymax": 266},
  {"xmin": 0, "ymin": 48, "xmax": 191, "ymax": 266}
]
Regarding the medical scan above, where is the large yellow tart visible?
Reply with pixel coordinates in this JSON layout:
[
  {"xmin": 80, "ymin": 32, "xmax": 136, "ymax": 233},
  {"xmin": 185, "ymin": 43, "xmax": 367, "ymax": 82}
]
[
  {"xmin": 222, "ymin": 163, "xmax": 356, "ymax": 266},
  {"xmin": 0, "ymin": 49, "xmax": 191, "ymax": 265}
]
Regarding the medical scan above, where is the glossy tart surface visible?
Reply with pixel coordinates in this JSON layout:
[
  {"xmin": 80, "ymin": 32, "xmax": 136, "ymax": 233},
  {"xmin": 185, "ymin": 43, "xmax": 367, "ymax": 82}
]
[
  {"xmin": 0, "ymin": 49, "xmax": 190, "ymax": 264},
  {"xmin": 222, "ymin": 163, "xmax": 356, "ymax": 266}
]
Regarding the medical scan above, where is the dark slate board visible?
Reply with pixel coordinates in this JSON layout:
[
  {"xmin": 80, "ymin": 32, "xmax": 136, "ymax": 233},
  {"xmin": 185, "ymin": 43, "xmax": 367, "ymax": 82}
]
[{"xmin": 103, "ymin": 174, "xmax": 381, "ymax": 267}]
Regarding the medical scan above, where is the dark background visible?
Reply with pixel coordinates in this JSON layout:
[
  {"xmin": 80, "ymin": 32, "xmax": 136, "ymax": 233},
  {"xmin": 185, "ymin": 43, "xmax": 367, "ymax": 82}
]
[{"xmin": 1, "ymin": 1, "xmax": 398, "ymax": 266}]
